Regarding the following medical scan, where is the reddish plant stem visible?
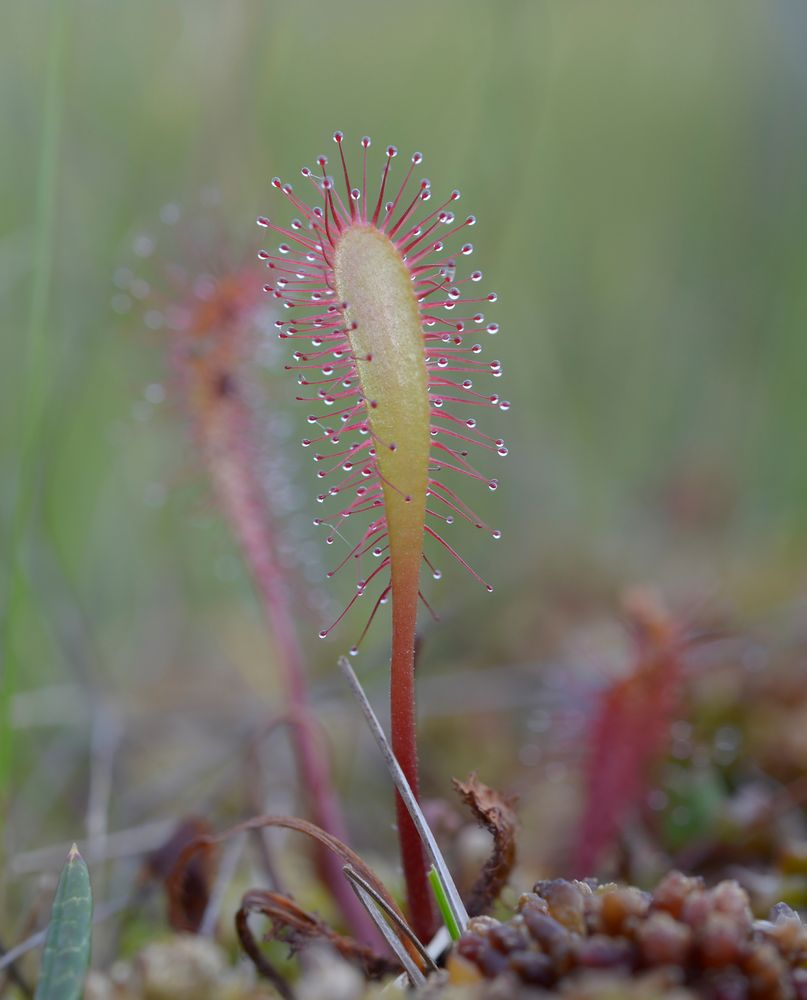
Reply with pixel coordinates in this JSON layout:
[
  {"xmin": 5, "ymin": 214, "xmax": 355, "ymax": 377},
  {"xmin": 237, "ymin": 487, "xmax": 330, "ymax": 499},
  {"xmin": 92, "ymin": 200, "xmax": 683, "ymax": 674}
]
[
  {"xmin": 390, "ymin": 562, "xmax": 437, "ymax": 943},
  {"xmin": 251, "ymin": 540, "xmax": 375, "ymax": 941},
  {"xmin": 210, "ymin": 412, "xmax": 377, "ymax": 945}
]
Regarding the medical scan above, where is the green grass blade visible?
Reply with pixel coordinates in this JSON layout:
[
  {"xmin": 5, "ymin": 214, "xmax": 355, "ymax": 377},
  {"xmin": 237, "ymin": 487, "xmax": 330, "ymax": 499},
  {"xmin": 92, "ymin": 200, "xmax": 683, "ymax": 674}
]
[
  {"xmin": 35, "ymin": 845, "xmax": 93, "ymax": 1000},
  {"xmin": 428, "ymin": 865, "xmax": 461, "ymax": 941}
]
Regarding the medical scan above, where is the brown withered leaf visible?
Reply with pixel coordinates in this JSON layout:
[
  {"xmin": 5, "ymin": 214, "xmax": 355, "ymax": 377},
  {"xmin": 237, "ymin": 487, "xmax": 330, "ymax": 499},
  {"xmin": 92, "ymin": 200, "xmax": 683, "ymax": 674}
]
[
  {"xmin": 452, "ymin": 773, "xmax": 518, "ymax": 916},
  {"xmin": 169, "ymin": 813, "xmax": 426, "ymax": 975},
  {"xmin": 236, "ymin": 888, "xmax": 398, "ymax": 991},
  {"xmin": 145, "ymin": 816, "xmax": 216, "ymax": 932},
  {"xmin": 234, "ymin": 891, "xmax": 294, "ymax": 1000}
]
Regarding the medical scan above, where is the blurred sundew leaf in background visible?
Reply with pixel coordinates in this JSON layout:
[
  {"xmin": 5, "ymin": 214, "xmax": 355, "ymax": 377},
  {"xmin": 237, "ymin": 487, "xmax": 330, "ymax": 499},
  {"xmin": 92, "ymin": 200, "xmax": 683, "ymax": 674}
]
[{"xmin": 35, "ymin": 845, "xmax": 93, "ymax": 1000}]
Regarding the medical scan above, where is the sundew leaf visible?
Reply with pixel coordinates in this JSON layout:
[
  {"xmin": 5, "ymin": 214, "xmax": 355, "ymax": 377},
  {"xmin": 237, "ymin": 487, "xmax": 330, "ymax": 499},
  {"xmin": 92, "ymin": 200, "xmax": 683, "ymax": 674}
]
[
  {"xmin": 572, "ymin": 592, "xmax": 685, "ymax": 877},
  {"xmin": 35, "ymin": 845, "xmax": 93, "ymax": 1000},
  {"xmin": 262, "ymin": 132, "xmax": 506, "ymax": 939}
]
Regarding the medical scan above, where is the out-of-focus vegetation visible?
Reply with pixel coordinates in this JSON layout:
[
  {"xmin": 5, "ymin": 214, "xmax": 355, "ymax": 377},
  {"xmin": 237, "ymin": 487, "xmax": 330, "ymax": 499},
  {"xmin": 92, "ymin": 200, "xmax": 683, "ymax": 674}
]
[{"xmin": 5, "ymin": 1, "xmax": 807, "ymax": 993}]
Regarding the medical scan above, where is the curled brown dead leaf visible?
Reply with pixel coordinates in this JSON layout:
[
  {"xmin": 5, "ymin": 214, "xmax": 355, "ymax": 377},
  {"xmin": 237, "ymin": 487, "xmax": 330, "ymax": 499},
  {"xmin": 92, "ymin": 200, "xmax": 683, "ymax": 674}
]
[
  {"xmin": 236, "ymin": 889, "xmax": 397, "ymax": 994},
  {"xmin": 452, "ymin": 773, "xmax": 518, "ymax": 916},
  {"xmin": 145, "ymin": 816, "xmax": 216, "ymax": 932}
]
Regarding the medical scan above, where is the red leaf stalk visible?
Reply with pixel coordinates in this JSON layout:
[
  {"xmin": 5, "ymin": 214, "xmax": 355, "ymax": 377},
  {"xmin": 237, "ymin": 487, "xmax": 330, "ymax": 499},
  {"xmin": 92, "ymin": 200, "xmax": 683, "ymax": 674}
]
[{"xmin": 390, "ymin": 555, "xmax": 434, "ymax": 939}]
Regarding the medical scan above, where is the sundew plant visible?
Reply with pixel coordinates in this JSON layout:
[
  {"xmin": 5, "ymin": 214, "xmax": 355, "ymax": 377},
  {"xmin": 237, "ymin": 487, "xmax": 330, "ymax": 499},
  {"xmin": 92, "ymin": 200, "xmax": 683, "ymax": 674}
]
[{"xmin": 258, "ymin": 132, "xmax": 507, "ymax": 939}]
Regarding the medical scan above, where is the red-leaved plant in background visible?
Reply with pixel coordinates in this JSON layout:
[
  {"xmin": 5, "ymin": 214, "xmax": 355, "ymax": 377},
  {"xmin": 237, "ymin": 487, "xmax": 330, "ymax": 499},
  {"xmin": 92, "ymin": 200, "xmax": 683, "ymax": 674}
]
[
  {"xmin": 259, "ymin": 133, "xmax": 506, "ymax": 939},
  {"xmin": 150, "ymin": 245, "xmax": 374, "ymax": 942},
  {"xmin": 571, "ymin": 590, "xmax": 685, "ymax": 879}
]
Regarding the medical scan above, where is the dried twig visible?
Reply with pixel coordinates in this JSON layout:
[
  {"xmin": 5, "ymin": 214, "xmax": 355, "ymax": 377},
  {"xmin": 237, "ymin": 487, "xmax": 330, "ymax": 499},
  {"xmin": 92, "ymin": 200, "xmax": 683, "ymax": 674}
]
[{"xmin": 343, "ymin": 865, "xmax": 437, "ymax": 987}]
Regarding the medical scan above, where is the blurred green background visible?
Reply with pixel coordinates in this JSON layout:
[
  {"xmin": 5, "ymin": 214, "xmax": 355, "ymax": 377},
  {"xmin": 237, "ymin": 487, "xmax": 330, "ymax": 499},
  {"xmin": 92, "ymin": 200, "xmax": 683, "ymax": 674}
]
[{"xmin": 4, "ymin": 0, "xmax": 807, "ymax": 915}]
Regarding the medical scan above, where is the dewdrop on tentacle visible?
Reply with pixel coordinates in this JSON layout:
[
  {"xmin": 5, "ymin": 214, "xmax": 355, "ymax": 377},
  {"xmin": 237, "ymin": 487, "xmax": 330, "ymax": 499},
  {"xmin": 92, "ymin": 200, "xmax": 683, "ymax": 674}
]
[{"xmin": 257, "ymin": 132, "xmax": 507, "ymax": 650}]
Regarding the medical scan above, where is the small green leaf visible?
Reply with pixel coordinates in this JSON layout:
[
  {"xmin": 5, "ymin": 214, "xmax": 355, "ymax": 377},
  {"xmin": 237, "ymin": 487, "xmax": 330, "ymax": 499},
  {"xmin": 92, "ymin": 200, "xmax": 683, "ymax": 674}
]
[{"xmin": 35, "ymin": 845, "xmax": 93, "ymax": 1000}]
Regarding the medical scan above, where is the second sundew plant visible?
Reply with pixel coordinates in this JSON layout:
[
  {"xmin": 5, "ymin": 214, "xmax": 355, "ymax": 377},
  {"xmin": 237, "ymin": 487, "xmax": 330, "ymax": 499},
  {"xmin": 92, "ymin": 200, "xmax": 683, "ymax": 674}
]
[
  {"xmin": 259, "ymin": 132, "xmax": 507, "ymax": 941},
  {"xmin": 154, "ymin": 246, "xmax": 373, "ymax": 941}
]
